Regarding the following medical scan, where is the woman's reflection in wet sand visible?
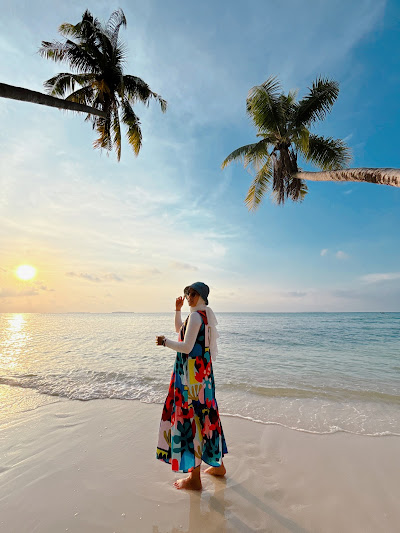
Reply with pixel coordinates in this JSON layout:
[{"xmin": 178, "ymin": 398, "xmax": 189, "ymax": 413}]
[{"xmin": 152, "ymin": 475, "xmax": 228, "ymax": 533}]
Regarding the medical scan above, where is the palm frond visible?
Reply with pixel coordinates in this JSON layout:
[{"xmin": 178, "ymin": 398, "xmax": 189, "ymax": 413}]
[
  {"xmin": 78, "ymin": 10, "xmax": 103, "ymax": 43},
  {"xmin": 295, "ymin": 77, "xmax": 339, "ymax": 126},
  {"xmin": 155, "ymin": 94, "xmax": 167, "ymax": 112},
  {"xmin": 286, "ymin": 176, "xmax": 308, "ymax": 202},
  {"xmin": 291, "ymin": 125, "xmax": 310, "ymax": 154},
  {"xmin": 112, "ymin": 108, "xmax": 122, "ymax": 161},
  {"xmin": 58, "ymin": 23, "xmax": 81, "ymax": 39},
  {"xmin": 245, "ymin": 160, "xmax": 274, "ymax": 210},
  {"xmin": 221, "ymin": 143, "xmax": 258, "ymax": 169},
  {"xmin": 279, "ymin": 91, "xmax": 297, "ymax": 119},
  {"xmin": 44, "ymin": 72, "xmax": 95, "ymax": 97},
  {"xmin": 121, "ymin": 99, "xmax": 142, "ymax": 155},
  {"xmin": 39, "ymin": 40, "xmax": 100, "ymax": 74},
  {"xmin": 246, "ymin": 76, "xmax": 284, "ymax": 136},
  {"xmin": 244, "ymin": 139, "xmax": 272, "ymax": 171},
  {"xmin": 112, "ymin": 42, "xmax": 128, "ymax": 68},
  {"xmin": 106, "ymin": 9, "xmax": 127, "ymax": 46},
  {"xmin": 303, "ymin": 134, "xmax": 351, "ymax": 170},
  {"xmin": 93, "ymin": 115, "xmax": 112, "ymax": 152},
  {"xmin": 123, "ymin": 75, "xmax": 167, "ymax": 111},
  {"xmin": 223, "ymin": 138, "xmax": 272, "ymax": 171},
  {"xmin": 65, "ymin": 86, "xmax": 96, "ymax": 106}
]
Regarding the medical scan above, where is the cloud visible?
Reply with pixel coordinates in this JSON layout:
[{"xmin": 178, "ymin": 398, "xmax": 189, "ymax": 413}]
[
  {"xmin": 360, "ymin": 272, "xmax": 400, "ymax": 284},
  {"xmin": 66, "ymin": 272, "xmax": 124, "ymax": 283},
  {"xmin": 103, "ymin": 273, "xmax": 124, "ymax": 282},
  {"xmin": 283, "ymin": 291, "xmax": 308, "ymax": 298},
  {"xmin": 33, "ymin": 282, "xmax": 55, "ymax": 292},
  {"xmin": 342, "ymin": 133, "xmax": 354, "ymax": 144},
  {"xmin": 169, "ymin": 261, "xmax": 198, "ymax": 272},
  {"xmin": 331, "ymin": 288, "xmax": 361, "ymax": 299},
  {"xmin": 66, "ymin": 272, "xmax": 102, "ymax": 283},
  {"xmin": 0, "ymin": 288, "xmax": 38, "ymax": 298},
  {"xmin": 320, "ymin": 249, "xmax": 349, "ymax": 259}
]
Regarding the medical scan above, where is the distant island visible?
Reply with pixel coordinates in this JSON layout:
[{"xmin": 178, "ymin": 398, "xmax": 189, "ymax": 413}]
[{"xmin": 111, "ymin": 311, "xmax": 135, "ymax": 314}]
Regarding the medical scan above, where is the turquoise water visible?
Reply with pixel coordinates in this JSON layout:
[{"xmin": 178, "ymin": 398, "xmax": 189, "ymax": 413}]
[{"xmin": 0, "ymin": 312, "xmax": 399, "ymax": 435}]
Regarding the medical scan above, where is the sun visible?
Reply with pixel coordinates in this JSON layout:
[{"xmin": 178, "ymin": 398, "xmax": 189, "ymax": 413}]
[{"xmin": 16, "ymin": 264, "xmax": 37, "ymax": 281}]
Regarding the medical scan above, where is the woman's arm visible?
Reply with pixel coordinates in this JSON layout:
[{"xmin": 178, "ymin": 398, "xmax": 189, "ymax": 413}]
[
  {"xmin": 175, "ymin": 296, "xmax": 184, "ymax": 332},
  {"xmin": 165, "ymin": 313, "xmax": 202, "ymax": 354},
  {"xmin": 175, "ymin": 311, "xmax": 183, "ymax": 332}
]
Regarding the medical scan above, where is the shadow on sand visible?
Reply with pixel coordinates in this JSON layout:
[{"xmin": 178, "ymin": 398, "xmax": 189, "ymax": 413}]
[{"xmin": 152, "ymin": 474, "xmax": 309, "ymax": 533}]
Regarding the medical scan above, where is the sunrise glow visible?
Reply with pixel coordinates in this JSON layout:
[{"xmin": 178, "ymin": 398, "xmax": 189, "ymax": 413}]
[{"xmin": 16, "ymin": 265, "xmax": 37, "ymax": 281}]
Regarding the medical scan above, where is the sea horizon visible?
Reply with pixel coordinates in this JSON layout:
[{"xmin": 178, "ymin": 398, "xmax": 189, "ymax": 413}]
[{"xmin": 2, "ymin": 310, "xmax": 400, "ymax": 314}]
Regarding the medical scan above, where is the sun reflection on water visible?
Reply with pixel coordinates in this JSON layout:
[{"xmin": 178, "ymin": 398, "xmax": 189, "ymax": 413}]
[{"xmin": 1, "ymin": 314, "xmax": 30, "ymax": 370}]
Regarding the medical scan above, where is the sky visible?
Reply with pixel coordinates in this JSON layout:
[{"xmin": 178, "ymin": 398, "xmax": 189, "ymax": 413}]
[{"xmin": 0, "ymin": 0, "xmax": 400, "ymax": 313}]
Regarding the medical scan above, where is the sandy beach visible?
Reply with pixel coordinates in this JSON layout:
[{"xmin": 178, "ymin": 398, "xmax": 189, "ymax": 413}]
[{"xmin": 0, "ymin": 398, "xmax": 399, "ymax": 533}]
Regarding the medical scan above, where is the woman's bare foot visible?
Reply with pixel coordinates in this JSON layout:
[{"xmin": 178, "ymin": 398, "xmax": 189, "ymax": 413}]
[
  {"xmin": 173, "ymin": 466, "xmax": 202, "ymax": 490},
  {"xmin": 173, "ymin": 476, "xmax": 202, "ymax": 490},
  {"xmin": 204, "ymin": 463, "xmax": 226, "ymax": 477}
]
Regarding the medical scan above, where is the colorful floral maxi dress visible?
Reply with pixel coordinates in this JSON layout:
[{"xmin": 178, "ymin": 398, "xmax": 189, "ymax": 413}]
[{"xmin": 156, "ymin": 310, "xmax": 228, "ymax": 472}]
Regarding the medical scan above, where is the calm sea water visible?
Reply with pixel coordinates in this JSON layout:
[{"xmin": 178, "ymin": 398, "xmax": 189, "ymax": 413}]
[{"xmin": 0, "ymin": 312, "xmax": 399, "ymax": 436}]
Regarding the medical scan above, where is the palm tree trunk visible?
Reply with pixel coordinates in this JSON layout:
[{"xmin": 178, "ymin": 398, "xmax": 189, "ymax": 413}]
[
  {"xmin": 294, "ymin": 168, "xmax": 400, "ymax": 188},
  {"xmin": 0, "ymin": 83, "xmax": 106, "ymax": 118}
]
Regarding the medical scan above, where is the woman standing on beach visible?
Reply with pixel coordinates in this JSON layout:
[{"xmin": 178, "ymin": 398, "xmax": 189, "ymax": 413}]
[{"xmin": 156, "ymin": 282, "xmax": 228, "ymax": 490}]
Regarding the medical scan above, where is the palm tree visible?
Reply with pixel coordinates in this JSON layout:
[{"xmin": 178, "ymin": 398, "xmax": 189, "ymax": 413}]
[
  {"xmin": 222, "ymin": 76, "xmax": 351, "ymax": 208},
  {"xmin": 39, "ymin": 8, "xmax": 167, "ymax": 161},
  {"xmin": 0, "ymin": 82, "xmax": 106, "ymax": 117}
]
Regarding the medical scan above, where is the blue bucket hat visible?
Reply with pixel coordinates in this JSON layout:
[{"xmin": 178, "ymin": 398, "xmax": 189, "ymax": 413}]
[{"xmin": 184, "ymin": 282, "xmax": 209, "ymax": 305}]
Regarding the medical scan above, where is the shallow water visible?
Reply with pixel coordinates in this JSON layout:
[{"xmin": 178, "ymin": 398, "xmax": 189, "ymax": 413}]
[{"xmin": 1, "ymin": 312, "xmax": 399, "ymax": 435}]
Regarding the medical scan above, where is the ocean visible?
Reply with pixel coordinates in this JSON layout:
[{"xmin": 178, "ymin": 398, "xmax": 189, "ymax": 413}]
[{"xmin": 1, "ymin": 312, "xmax": 399, "ymax": 436}]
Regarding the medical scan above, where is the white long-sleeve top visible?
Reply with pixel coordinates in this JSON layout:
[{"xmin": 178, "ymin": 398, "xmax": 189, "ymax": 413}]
[{"xmin": 164, "ymin": 310, "xmax": 202, "ymax": 354}]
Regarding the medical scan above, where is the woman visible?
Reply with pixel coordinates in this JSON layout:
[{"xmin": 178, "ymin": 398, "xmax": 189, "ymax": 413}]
[{"xmin": 156, "ymin": 282, "xmax": 228, "ymax": 490}]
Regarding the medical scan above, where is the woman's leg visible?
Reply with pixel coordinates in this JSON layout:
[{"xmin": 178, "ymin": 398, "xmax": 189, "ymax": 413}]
[
  {"xmin": 204, "ymin": 461, "xmax": 226, "ymax": 477},
  {"xmin": 173, "ymin": 465, "xmax": 202, "ymax": 490}
]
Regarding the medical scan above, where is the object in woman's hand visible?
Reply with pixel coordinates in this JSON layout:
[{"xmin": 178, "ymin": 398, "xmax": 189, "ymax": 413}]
[{"xmin": 156, "ymin": 335, "xmax": 166, "ymax": 346}]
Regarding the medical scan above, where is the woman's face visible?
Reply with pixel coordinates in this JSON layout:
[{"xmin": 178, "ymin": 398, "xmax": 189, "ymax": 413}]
[{"xmin": 185, "ymin": 289, "xmax": 200, "ymax": 307}]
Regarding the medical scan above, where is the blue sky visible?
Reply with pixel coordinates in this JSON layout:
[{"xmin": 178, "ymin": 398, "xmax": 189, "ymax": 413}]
[{"xmin": 0, "ymin": 0, "xmax": 399, "ymax": 312}]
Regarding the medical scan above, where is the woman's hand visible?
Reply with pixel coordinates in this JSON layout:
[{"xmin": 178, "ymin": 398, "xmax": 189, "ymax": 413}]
[
  {"xmin": 175, "ymin": 296, "xmax": 184, "ymax": 311},
  {"xmin": 156, "ymin": 335, "xmax": 166, "ymax": 346}
]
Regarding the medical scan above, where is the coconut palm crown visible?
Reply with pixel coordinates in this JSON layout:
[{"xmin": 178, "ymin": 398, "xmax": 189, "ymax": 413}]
[
  {"xmin": 39, "ymin": 9, "xmax": 167, "ymax": 161},
  {"xmin": 222, "ymin": 76, "xmax": 351, "ymax": 208}
]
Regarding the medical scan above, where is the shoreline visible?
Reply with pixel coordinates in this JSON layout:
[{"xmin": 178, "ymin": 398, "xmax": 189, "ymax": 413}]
[
  {"xmin": 1, "ymin": 398, "xmax": 399, "ymax": 532},
  {"xmin": 1, "ymin": 382, "xmax": 400, "ymax": 436}
]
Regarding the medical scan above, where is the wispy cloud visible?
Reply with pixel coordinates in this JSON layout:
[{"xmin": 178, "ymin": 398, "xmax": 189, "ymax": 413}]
[
  {"xmin": 282, "ymin": 291, "xmax": 308, "ymax": 298},
  {"xmin": 360, "ymin": 272, "xmax": 400, "ymax": 284},
  {"xmin": 65, "ymin": 272, "xmax": 101, "ymax": 283},
  {"xmin": 103, "ymin": 273, "xmax": 124, "ymax": 282},
  {"xmin": 169, "ymin": 261, "xmax": 198, "ymax": 272},
  {"xmin": 320, "ymin": 249, "xmax": 349, "ymax": 259},
  {"xmin": 33, "ymin": 281, "xmax": 55, "ymax": 292},
  {"xmin": 66, "ymin": 272, "xmax": 124, "ymax": 283},
  {"xmin": 0, "ymin": 288, "xmax": 38, "ymax": 298}
]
